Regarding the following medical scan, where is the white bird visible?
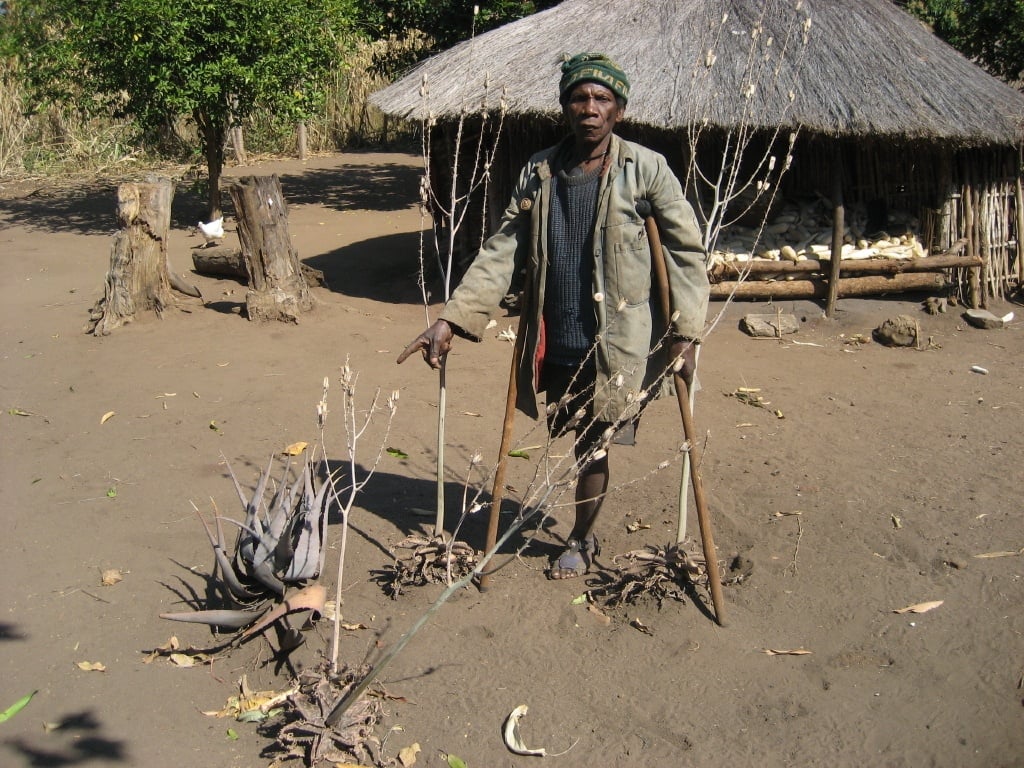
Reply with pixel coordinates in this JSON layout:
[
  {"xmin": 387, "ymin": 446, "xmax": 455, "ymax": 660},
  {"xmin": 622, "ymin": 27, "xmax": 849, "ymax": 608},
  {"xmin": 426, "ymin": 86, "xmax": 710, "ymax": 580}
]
[{"xmin": 197, "ymin": 216, "xmax": 224, "ymax": 246}]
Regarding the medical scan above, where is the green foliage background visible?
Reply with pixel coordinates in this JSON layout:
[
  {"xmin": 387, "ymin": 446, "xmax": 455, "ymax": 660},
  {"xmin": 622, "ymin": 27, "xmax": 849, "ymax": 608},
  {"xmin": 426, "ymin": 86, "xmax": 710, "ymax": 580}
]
[
  {"xmin": 901, "ymin": 0, "xmax": 1024, "ymax": 82},
  {"xmin": 2, "ymin": 0, "xmax": 1018, "ymax": 182}
]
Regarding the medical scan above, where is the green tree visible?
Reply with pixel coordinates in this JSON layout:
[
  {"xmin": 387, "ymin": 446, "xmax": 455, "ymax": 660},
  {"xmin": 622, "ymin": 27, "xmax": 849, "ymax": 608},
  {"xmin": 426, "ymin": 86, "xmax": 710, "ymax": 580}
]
[
  {"xmin": 358, "ymin": 0, "xmax": 559, "ymax": 74},
  {"xmin": 6, "ymin": 0, "xmax": 357, "ymax": 217},
  {"xmin": 902, "ymin": 0, "xmax": 1024, "ymax": 83}
]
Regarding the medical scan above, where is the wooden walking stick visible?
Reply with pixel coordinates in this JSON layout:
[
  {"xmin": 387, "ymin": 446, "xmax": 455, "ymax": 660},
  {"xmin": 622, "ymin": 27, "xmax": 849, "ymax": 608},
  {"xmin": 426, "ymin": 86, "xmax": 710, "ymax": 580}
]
[{"xmin": 638, "ymin": 201, "xmax": 727, "ymax": 627}]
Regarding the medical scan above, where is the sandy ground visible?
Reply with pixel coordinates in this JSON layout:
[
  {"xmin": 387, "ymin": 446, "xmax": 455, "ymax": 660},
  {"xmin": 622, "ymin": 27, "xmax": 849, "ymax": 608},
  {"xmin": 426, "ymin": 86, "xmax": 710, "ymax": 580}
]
[{"xmin": 1, "ymin": 151, "xmax": 1023, "ymax": 768}]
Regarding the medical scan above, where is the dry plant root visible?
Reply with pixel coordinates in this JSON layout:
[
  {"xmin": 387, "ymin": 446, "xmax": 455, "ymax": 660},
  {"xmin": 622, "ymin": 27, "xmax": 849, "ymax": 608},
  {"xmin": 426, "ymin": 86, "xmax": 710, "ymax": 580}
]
[
  {"xmin": 259, "ymin": 663, "xmax": 384, "ymax": 767},
  {"xmin": 374, "ymin": 535, "xmax": 479, "ymax": 598},
  {"xmin": 592, "ymin": 543, "xmax": 706, "ymax": 608}
]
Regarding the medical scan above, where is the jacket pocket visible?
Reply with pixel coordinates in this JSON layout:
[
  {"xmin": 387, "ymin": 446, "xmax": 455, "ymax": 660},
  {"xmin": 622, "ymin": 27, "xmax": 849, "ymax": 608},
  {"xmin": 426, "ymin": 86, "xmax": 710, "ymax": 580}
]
[{"xmin": 608, "ymin": 236, "xmax": 652, "ymax": 306}]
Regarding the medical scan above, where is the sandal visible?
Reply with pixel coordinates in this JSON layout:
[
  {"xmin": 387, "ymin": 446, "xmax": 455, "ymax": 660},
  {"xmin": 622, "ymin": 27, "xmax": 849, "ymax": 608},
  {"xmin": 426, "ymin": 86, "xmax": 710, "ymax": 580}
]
[{"xmin": 549, "ymin": 534, "xmax": 600, "ymax": 580}]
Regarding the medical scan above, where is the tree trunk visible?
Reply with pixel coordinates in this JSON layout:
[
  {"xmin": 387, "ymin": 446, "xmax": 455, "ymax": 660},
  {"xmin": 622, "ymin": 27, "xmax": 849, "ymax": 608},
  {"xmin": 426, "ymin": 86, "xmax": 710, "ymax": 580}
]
[
  {"xmin": 196, "ymin": 108, "xmax": 225, "ymax": 220},
  {"xmin": 231, "ymin": 125, "xmax": 247, "ymax": 165},
  {"xmin": 86, "ymin": 178, "xmax": 175, "ymax": 335},
  {"xmin": 228, "ymin": 95, "xmax": 247, "ymax": 165},
  {"xmin": 229, "ymin": 175, "xmax": 315, "ymax": 322}
]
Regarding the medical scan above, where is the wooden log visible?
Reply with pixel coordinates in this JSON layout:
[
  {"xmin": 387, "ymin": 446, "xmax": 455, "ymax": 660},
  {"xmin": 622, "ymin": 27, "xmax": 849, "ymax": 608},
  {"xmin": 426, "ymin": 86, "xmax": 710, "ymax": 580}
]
[
  {"xmin": 86, "ymin": 178, "xmax": 175, "ymax": 335},
  {"xmin": 229, "ymin": 175, "xmax": 314, "ymax": 322},
  {"xmin": 709, "ymin": 272, "xmax": 949, "ymax": 301},
  {"xmin": 192, "ymin": 245, "xmax": 246, "ymax": 278},
  {"xmin": 709, "ymin": 246, "xmax": 975, "ymax": 281},
  {"xmin": 192, "ymin": 245, "xmax": 326, "ymax": 287}
]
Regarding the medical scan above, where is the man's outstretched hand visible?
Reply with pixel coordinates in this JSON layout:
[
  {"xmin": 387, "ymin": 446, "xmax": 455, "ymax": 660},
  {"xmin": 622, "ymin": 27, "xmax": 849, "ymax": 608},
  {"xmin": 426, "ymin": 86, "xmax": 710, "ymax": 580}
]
[{"xmin": 396, "ymin": 319, "xmax": 454, "ymax": 369}]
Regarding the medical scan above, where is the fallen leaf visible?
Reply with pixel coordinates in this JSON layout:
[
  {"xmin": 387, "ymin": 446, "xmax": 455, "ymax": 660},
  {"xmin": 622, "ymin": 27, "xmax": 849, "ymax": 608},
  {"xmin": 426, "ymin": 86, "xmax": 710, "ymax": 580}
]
[
  {"xmin": 445, "ymin": 754, "xmax": 468, "ymax": 768},
  {"xmin": 100, "ymin": 569, "xmax": 123, "ymax": 586},
  {"xmin": 9, "ymin": 408, "xmax": 32, "ymax": 416},
  {"xmin": 76, "ymin": 661, "xmax": 106, "ymax": 672},
  {"xmin": 764, "ymin": 648, "xmax": 812, "ymax": 656},
  {"xmin": 100, "ymin": 411, "xmax": 115, "ymax": 424},
  {"xmin": 570, "ymin": 594, "xmax": 588, "ymax": 605},
  {"xmin": 398, "ymin": 742, "xmax": 421, "ymax": 767},
  {"xmin": 105, "ymin": 487, "xmax": 117, "ymax": 498},
  {"xmin": 169, "ymin": 653, "xmax": 195, "ymax": 668},
  {"xmin": 0, "ymin": 691, "xmax": 36, "ymax": 723},
  {"xmin": 282, "ymin": 441, "xmax": 308, "ymax": 456},
  {"xmin": 226, "ymin": 728, "xmax": 238, "ymax": 741},
  {"xmin": 626, "ymin": 520, "xmax": 651, "ymax": 533},
  {"xmin": 209, "ymin": 421, "xmax": 220, "ymax": 432},
  {"xmin": 42, "ymin": 722, "xmax": 60, "ymax": 733},
  {"xmin": 891, "ymin": 514, "xmax": 902, "ymax": 530},
  {"xmin": 142, "ymin": 636, "xmax": 180, "ymax": 664},
  {"xmin": 630, "ymin": 618, "xmax": 654, "ymax": 635},
  {"xmin": 894, "ymin": 600, "xmax": 943, "ymax": 614},
  {"xmin": 462, "ymin": 411, "xmax": 481, "ymax": 417},
  {"xmin": 340, "ymin": 622, "xmax": 368, "ymax": 631},
  {"xmin": 507, "ymin": 449, "xmax": 530, "ymax": 459},
  {"xmin": 386, "ymin": 447, "xmax": 409, "ymax": 459}
]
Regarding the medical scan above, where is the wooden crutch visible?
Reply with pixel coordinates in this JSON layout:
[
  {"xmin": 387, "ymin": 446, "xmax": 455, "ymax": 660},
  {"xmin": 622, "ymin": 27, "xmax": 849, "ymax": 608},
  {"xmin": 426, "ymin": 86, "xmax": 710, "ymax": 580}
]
[
  {"xmin": 638, "ymin": 200, "xmax": 727, "ymax": 627},
  {"xmin": 477, "ymin": 272, "xmax": 533, "ymax": 591}
]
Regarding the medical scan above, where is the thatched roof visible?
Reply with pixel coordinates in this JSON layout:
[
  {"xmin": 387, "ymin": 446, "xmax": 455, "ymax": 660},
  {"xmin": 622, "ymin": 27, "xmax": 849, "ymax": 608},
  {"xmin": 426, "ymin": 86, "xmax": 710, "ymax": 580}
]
[{"xmin": 371, "ymin": 0, "xmax": 1024, "ymax": 147}]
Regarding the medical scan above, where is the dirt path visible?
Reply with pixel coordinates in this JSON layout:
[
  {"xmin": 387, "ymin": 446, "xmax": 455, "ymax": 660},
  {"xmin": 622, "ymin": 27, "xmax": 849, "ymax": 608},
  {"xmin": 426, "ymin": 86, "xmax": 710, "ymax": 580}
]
[{"xmin": 1, "ymin": 152, "xmax": 1022, "ymax": 768}]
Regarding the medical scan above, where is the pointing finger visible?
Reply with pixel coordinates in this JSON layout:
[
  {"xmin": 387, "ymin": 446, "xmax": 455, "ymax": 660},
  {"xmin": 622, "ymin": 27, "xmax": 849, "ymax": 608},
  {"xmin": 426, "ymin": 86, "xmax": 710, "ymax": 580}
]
[{"xmin": 396, "ymin": 338, "xmax": 425, "ymax": 364}]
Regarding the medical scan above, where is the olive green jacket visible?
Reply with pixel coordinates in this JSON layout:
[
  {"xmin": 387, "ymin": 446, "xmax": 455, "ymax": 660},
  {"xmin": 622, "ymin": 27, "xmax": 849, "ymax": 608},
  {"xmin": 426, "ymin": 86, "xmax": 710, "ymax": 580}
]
[{"xmin": 441, "ymin": 134, "xmax": 709, "ymax": 421}]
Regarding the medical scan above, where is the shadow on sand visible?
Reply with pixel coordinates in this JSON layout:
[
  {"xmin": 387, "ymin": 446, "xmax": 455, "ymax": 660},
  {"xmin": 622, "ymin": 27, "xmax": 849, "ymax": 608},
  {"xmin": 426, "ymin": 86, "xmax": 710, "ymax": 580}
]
[{"xmin": 0, "ymin": 151, "xmax": 422, "ymax": 238}]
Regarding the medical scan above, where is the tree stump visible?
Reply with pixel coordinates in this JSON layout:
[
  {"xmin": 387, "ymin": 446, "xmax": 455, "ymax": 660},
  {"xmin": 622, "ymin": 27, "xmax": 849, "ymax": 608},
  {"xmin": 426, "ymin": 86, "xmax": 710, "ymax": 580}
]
[
  {"xmin": 229, "ymin": 175, "xmax": 314, "ymax": 322},
  {"xmin": 86, "ymin": 178, "xmax": 175, "ymax": 335}
]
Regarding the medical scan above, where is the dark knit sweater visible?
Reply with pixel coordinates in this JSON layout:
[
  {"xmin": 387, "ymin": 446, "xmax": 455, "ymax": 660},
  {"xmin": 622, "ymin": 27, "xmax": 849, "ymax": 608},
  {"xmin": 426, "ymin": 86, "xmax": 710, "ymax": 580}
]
[{"xmin": 544, "ymin": 164, "xmax": 601, "ymax": 366}]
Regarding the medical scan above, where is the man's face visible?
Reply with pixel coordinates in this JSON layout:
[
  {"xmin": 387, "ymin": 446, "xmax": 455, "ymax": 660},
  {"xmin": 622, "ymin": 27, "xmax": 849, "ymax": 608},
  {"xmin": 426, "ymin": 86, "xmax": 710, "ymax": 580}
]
[{"xmin": 563, "ymin": 81, "xmax": 624, "ymax": 148}]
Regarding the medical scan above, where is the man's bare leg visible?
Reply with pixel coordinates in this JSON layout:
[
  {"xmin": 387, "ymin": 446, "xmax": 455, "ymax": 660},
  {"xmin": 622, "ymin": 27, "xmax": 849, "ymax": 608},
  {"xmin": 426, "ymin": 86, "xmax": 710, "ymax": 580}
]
[{"xmin": 550, "ymin": 452, "xmax": 608, "ymax": 579}]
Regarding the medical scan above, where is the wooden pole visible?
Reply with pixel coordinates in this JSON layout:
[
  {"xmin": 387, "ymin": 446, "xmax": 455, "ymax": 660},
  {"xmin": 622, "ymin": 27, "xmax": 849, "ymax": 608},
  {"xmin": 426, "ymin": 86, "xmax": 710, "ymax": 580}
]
[
  {"xmin": 826, "ymin": 146, "xmax": 844, "ymax": 318},
  {"xmin": 965, "ymin": 174, "xmax": 980, "ymax": 308},
  {"xmin": 1016, "ymin": 174, "xmax": 1024, "ymax": 289},
  {"xmin": 297, "ymin": 122, "xmax": 308, "ymax": 161}
]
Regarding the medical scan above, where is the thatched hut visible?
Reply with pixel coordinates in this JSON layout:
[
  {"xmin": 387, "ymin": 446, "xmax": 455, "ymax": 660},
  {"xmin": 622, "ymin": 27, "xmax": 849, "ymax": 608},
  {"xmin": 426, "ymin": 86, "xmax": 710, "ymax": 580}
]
[{"xmin": 371, "ymin": 0, "xmax": 1024, "ymax": 305}]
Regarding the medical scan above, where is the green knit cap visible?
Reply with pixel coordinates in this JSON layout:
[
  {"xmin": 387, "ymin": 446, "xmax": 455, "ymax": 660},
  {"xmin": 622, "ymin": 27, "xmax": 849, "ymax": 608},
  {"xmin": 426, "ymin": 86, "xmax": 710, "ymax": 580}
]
[{"xmin": 559, "ymin": 53, "xmax": 630, "ymax": 105}]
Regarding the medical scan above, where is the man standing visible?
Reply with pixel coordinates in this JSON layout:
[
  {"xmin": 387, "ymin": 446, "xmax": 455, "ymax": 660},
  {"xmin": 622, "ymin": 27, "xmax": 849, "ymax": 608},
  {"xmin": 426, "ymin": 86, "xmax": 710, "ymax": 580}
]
[{"xmin": 399, "ymin": 53, "xmax": 709, "ymax": 579}]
